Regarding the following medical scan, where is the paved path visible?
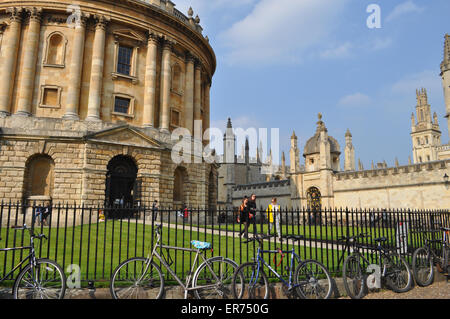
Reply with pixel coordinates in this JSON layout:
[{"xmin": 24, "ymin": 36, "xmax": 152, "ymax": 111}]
[
  {"xmin": 2, "ymin": 280, "xmax": 448, "ymax": 299},
  {"xmin": 358, "ymin": 280, "xmax": 449, "ymax": 299}
]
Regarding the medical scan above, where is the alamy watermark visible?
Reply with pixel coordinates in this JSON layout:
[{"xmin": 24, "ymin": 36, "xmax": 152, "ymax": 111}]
[{"xmin": 367, "ymin": 4, "xmax": 382, "ymax": 29}]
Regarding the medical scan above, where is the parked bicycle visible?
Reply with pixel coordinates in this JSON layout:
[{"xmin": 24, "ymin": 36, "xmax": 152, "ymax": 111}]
[
  {"xmin": 412, "ymin": 227, "xmax": 450, "ymax": 287},
  {"xmin": 110, "ymin": 224, "xmax": 239, "ymax": 299},
  {"xmin": 0, "ymin": 224, "xmax": 66, "ymax": 299},
  {"xmin": 231, "ymin": 234, "xmax": 333, "ymax": 299},
  {"xmin": 339, "ymin": 233, "xmax": 412, "ymax": 299}
]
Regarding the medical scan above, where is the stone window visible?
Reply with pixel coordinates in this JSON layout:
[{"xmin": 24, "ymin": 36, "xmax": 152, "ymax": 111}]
[
  {"xmin": 43, "ymin": 32, "xmax": 67, "ymax": 67},
  {"xmin": 173, "ymin": 166, "xmax": 188, "ymax": 206},
  {"xmin": 170, "ymin": 109, "xmax": 180, "ymax": 127},
  {"xmin": 39, "ymin": 85, "xmax": 62, "ymax": 108},
  {"xmin": 111, "ymin": 30, "xmax": 144, "ymax": 84},
  {"xmin": 117, "ymin": 45, "xmax": 133, "ymax": 75},
  {"xmin": 171, "ymin": 63, "xmax": 183, "ymax": 94},
  {"xmin": 112, "ymin": 94, "xmax": 135, "ymax": 118},
  {"xmin": 25, "ymin": 154, "xmax": 55, "ymax": 199}
]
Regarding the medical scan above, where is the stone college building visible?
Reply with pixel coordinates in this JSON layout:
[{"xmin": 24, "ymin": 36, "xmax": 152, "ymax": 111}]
[
  {"xmin": 219, "ymin": 35, "xmax": 450, "ymax": 210},
  {"xmin": 0, "ymin": 0, "xmax": 218, "ymax": 208}
]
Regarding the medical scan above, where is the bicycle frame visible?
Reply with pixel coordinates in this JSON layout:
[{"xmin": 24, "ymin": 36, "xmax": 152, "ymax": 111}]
[
  {"xmin": 342, "ymin": 240, "xmax": 400, "ymax": 279},
  {"xmin": 252, "ymin": 246, "xmax": 301, "ymax": 290},
  {"xmin": 0, "ymin": 228, "xmax": 38, "ymax": 287},
  {"xmin": 422, "ymin": 229, "xmax": 449, "ymax": 266},
  {"xmin": 140, "ymin": 228, "xmax": 222, "ymax": 295}
]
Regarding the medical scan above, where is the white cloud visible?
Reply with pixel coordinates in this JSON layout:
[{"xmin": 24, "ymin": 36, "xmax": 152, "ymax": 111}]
[
  {"xmin": 338, "ymin": 93, "xmax": 372, "ymax": 108},
  {"xmin": 370, "ymin": 37, "xmax": 393, "ymax": 51},
  {"xmin": 218, "ymin": 0, "xmax": 349, "ymax": 66},
  {"xmin": 320, "ymin": 42, "xmax": 353, "ymax": 59},
  {"xmin": 391, "ymin": 70, "xmax": 441, "ymax": 95},
  {"xmin": 386, "ymin": 1, "xmax": 424, "ymax": 22}
]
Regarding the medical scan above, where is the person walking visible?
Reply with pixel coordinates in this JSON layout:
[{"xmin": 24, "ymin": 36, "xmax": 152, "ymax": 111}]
[
  {"xmin": 248, "ymin": 194, "xmax": 258, "ymax": 235},
  {"xmin": 266, "ymin": 198, "xmax": 281, "ymax": 239},
  {"xmin": 35, "ymin": 204, "xmax": 43, "ymax": 226},
  {"xmin": 183, "ymin": 205, "xmax": 190, "ymax": 221},
  {"xmin": 151, "ymin": 200, "xmax": 159, "ymax": 222},
  {"xmin": 238, "ymin": 197, "xmax": 252, "ymax": 239}
]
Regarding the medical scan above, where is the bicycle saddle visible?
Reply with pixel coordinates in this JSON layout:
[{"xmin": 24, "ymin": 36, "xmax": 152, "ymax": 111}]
[
  {"xmin": 374, "ymin": 237, "xmax": 387, "ymax": 242},
  {"xmin": 191, "ymin": 240, "xmax": 211, "ymax": 250},
  {"xmin": 284, "ymin": 235, "xmax": 305, "ymax": 241}
]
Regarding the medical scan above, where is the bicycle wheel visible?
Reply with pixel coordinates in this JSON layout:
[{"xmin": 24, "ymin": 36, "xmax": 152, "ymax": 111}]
[
  {"xmin": 294, "ymin": 260, "xmax": 333, "ymax": 299},
  {"xmin": 192, "ymin": 257, "xmax": 238, "ymax": 299},
  {"xmin": 412, "ymin": 247, "xmax": 434, "ymax": 287},
  {"xmin": 383, "ymin": 252, "xmax": 412, "ymax": 293},
  {"xmin": 110, "ymin": 257, "xmax": 164, "ymax": 299},
  {"xmin": 232, "ymin": 262, "xmax": 269, "ymax": 299},
  {"xmin": 14, "ymin": 259, "xmax": 66, "ymax": 299},
  {"xmin": 342, "ymin": 254, "xmax": 366, "ymax": 299}
]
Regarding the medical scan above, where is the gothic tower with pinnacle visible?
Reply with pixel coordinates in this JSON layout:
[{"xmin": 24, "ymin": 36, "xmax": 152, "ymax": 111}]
[
  {"xmin": 441, "ymin": 34, "xmax": 450, "ymax": 139},
  {"xmin": 411, "ymin": 88, "xmax": 441, "ymax": 163},
  {"xmin": 344, "ymin": 129, "xmax": 356, "ymax": 171}
]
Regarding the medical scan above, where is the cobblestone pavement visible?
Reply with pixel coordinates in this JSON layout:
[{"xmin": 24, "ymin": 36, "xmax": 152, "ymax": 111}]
[{"xmin": 340, "ymin": 280, "xmax": 449, "ymax": 299}]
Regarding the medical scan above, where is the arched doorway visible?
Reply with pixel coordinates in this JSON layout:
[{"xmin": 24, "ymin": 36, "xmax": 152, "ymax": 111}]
[
  {"xmin": 306, "ymin": 187, "xmax": 322, "ymax": 225},
  {"xmin": 173, "ymin": 166, "xmax": 187, "ymax": 208},
  {"xmin": 105, "ymin": 155, "xmax": 138, "ymax": 208},
  {"xmin": 25, "ymin": 154, "xmax": 55, "ymax": 200}
]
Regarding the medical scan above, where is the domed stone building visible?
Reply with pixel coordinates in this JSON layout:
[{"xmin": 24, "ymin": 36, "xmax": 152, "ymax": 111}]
[
  {"xmin": 0, "ymin": 0, "xmax": 217, "ymax": 208},
  {"xmin": 303, "ymin": 113, "xmax": 341, "ymax": 173}
]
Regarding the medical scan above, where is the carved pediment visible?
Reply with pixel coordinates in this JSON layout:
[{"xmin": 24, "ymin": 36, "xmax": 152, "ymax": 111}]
[
  {"xmin": 113, "ymin": 29, "xmax": 146, "ymax": 43},
  {"xmin": 85, "ymin": 125, "xmax": 162, "ymax": 149}
]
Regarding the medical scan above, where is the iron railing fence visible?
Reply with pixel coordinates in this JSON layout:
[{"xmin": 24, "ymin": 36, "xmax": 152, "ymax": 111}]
[{"xmin": 0, "ymin": 201, "xmax": 448, "ymax": 285}]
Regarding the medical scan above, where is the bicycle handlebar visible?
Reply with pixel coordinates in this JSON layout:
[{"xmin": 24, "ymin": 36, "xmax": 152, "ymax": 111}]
[
  {"xmin": 284, "ymin": 235, "xmax": 305, "ymax": 241},
  {"xmin": 338, "ymin": 233, "xmax": 370, "ymax": 242},
  {"xmin": 242, "ymin": 234, "xmax": 274, "ymax": 245},
  {"xmin": 10, "ymin": 224, "xmax": 46, "ymax": 240}
]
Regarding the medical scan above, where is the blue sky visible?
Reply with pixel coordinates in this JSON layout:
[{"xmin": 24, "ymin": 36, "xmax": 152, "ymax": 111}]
[{"xmin": 174, "ymin": 0, "xmax": 450, "ymax": 168}]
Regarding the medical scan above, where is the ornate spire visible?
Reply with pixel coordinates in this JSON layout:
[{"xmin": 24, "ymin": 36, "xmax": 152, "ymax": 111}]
[
  {"xmin": 441, "ymin": 34, "xmax": 450, "ymax": 73},
  {"xmin": 188, "ymin": 7, "xmax": 194, "ymax": 18},
  {"xmin": 345, "ymin": 128, "xmax": 352, "ymax": 138},
  {"xmin": 316, "ymin": 113, "xmax": 327, "ymax": 133},
  {"xmin": 416, "ymin": 88, "xmax": 428, "ymax": 106},
  {"xmin": 444, "ymin": 34, "xmax": 450, "ymax": 62},
  {"xmin": 226, "ymin": 117, "xmax": 232, "ymax": 128}
]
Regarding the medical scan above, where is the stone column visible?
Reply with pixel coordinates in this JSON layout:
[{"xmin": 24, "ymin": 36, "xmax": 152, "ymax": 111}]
[
  {"xmin": 184, "ymin": 53, "xmax": 195, "ymax": 134},
  {"xmin": 0, "ymin": 8, "xmax": 22, "ymax": 116},
  {"xmin": 86, "ymin": 16, "xmax": 108, "ymax": 121},
  {"xmin": 204, "ymin": 80, "xmax": 211, "ymax": 142},
  {"xmin": 64, "ymin": 15, "xmax": 88, "ymax": 120},
  {"xmin": 194, "ymin": 62, "xmax": 202, "ymax": 135},
  {"xmin": 15, "ymin": 7, "xmax": 42, "ymax": 117},
  {"xmin": 159, "ymin": 39, "xmax": 172, "ymax": 132},
  {"xmin": 142, "ymin": 32, "xmax": 158, "ymax": 127}
]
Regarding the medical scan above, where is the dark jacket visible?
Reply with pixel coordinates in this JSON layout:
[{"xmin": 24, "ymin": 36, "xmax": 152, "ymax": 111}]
[
  {"xmin": 248, "ymin": 200, "xmax": 257, "ymax": 214},
  {"xmin": 239, "ymin": 204, "xmax": 251, "ymax": 223}
]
